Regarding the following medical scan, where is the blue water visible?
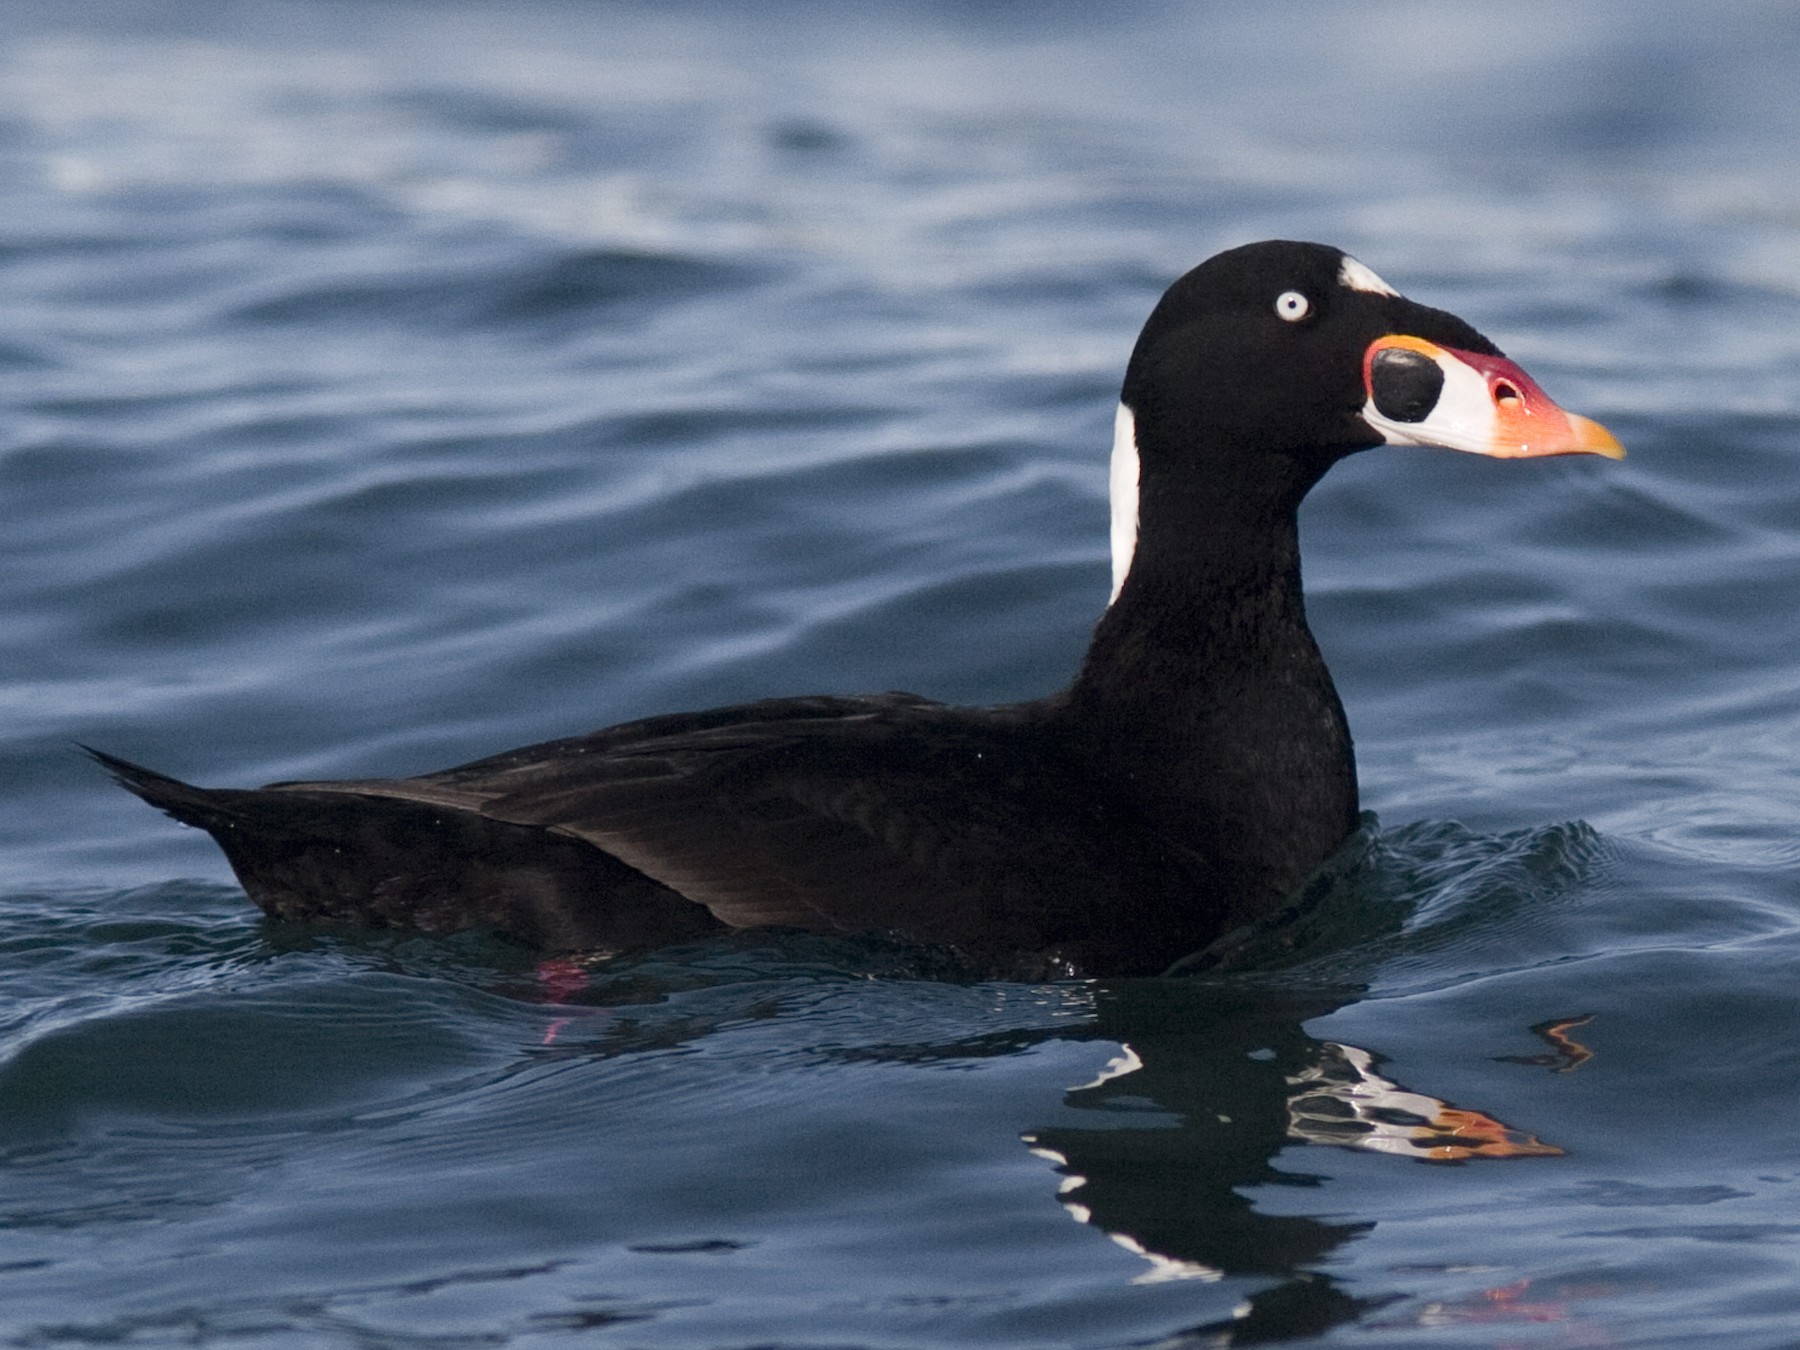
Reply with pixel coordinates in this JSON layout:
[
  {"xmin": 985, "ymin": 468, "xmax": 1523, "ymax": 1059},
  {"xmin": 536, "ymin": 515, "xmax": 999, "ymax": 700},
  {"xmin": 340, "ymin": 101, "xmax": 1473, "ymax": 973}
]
[{"xmin": 6, "ymin": 1, "xmax": 1800, "ymax": 1344}]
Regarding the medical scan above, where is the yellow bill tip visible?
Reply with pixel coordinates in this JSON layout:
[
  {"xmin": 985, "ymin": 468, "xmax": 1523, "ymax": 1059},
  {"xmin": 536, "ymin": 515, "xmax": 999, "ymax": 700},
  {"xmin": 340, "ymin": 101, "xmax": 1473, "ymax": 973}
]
[{"xmin": 1567, "ymin": 412, "xmax": 1626, "ymax": 460}]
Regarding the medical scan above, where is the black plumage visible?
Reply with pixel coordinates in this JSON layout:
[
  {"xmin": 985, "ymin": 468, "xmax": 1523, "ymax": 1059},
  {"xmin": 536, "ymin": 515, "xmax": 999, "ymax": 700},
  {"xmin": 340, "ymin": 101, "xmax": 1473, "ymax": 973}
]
[{"xmin": 97, "ymin": 241, "xmax": 1621, "ymax": 976}]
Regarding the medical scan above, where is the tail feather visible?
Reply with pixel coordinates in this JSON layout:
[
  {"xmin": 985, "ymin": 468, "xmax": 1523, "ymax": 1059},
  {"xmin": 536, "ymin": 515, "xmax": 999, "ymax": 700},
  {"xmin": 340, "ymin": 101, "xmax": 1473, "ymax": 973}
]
[
  {"xmin": 85, "ymin": 746, "xmax": 720, "ymax": 952},
  {"xmin": 82, "ymin": 746, "xmax": 249, "ymax": 832}
]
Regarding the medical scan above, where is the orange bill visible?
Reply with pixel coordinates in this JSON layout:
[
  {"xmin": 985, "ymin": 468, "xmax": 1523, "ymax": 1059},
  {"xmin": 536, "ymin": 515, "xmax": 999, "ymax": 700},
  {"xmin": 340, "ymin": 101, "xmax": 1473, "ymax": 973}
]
[{"xmin": 1362, "ymin": 333, "xmax": 1624, "ymax": 460}]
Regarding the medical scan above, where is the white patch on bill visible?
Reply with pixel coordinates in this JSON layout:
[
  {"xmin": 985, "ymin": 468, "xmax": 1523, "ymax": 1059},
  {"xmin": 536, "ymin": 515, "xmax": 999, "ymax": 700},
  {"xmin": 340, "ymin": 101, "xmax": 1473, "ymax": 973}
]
[
  {"xmin": 1108, "ymin": 402, "xmax": 1139, "ymax": 605},
  {"xmin": 1361, "ymin": 350, "xmax": 1497, "ymax": 454},
  {"xmin": 1338, "ymin": 254, "xmax": 1400, "ymax": 297}
]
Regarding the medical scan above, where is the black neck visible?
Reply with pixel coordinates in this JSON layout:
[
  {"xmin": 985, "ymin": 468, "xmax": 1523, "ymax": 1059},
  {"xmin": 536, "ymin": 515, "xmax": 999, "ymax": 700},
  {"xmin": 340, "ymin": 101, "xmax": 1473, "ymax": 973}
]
[{"xmin": 1061, "ymin": 476, "xmax": 1357, "ymax": 922}]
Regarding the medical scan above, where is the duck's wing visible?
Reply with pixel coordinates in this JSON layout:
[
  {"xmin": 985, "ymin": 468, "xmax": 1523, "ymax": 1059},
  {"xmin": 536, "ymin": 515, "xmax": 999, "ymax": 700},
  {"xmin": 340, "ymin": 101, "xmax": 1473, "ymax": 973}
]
[{"xmin": 283, "ymin": 692, "xmax": 1125, "ymax": 955}]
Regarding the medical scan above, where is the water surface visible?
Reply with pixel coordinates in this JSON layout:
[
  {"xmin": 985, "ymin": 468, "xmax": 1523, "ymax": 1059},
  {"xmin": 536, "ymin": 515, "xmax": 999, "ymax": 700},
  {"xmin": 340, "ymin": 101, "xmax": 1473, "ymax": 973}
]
[{"xmin": 5, "ymin": 2, "xmax": 1800, "ymax": 1344}]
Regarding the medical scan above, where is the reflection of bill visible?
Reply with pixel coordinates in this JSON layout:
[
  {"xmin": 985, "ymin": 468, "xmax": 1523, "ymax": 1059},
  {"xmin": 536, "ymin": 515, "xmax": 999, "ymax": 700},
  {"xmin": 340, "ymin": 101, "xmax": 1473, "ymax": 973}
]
[
  {"xmin": 1285, "ymin": 1041, "xmax": 1563, "ymax": 1162},
  {"xmin": 1020, "ymin": 980, "xmax": 1571, "ymax": 1338},
  {"xmin": 1026, "ymin": 1039, "xmax": 1559, "ymax": 1284}
]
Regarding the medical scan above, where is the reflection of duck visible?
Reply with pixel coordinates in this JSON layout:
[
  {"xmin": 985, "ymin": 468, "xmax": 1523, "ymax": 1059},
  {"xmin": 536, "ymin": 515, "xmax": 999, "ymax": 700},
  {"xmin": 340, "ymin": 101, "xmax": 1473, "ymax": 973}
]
[
  {"xmin": 1023, "ymin": 980, "xmax": 1563, "ymax": 1341},
  {"xmin": 95, "ymin": 242, "xmax": 1621, "ymax": 977},
  {"xmin": 488, "ymin": 935, "xmax": 1564, "ymax": 1341}
]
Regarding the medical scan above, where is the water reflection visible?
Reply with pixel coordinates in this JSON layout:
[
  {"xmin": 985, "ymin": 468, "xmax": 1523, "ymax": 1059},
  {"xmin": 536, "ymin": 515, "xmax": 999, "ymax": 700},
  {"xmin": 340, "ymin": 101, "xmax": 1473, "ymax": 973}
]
[
  {"xmin": 503, "ymin": 921, "xmax": 1567, "ymax": 1345},
  {"xmin": 1024, "ymin": 979, "xmax": 1561, "ymax": 1342}
]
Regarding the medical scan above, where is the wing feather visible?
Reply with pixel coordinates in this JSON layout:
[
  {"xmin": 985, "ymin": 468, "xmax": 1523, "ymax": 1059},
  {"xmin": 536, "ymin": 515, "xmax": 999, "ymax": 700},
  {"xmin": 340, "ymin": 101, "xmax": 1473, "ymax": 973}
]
[{"xmin": 265, "ymin": 692, "xmax": 1203, "ymax": 967}]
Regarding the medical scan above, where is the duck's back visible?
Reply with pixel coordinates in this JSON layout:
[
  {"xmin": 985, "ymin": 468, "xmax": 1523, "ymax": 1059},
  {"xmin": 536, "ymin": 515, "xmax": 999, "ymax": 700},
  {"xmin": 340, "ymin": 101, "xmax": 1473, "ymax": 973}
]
[{"xmin": 99, "ymin": 692, "xmax": 1225, "ymax": 975}]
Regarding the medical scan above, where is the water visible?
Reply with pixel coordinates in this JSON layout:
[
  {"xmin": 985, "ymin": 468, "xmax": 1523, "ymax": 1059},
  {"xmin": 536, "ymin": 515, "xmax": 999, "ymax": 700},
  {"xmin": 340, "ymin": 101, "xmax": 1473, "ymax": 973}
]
[{"xmin": 4, "ymin": 0, "xmax": 1800, "ymax": 1343}]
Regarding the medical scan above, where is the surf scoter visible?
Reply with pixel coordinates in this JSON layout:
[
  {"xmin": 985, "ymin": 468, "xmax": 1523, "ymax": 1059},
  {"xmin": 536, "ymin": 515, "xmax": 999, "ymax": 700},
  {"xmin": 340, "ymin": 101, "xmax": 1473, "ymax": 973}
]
[{"xmin": 96, "ymin": 241, "xmax": 1622, "ymax": 977}]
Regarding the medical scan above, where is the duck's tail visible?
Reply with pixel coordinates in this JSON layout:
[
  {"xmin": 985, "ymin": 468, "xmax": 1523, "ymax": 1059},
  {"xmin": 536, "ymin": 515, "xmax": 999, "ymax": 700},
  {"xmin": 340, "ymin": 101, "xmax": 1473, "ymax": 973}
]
[
  {"xmin": 84, "ymin": 746, "xmax": 719, "ymax": 952},
  {"xmin": 84, "ymin": 747, "xmax": 255, "ymax": 832}
]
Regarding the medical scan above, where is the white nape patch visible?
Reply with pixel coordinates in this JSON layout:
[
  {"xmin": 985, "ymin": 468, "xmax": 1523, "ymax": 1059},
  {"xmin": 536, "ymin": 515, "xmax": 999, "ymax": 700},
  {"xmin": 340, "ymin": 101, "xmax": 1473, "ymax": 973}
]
[
  {"xmin": 1338, "ymin": 254, "xmax": 1400, "ymax": 297},
  {"xmin": 1107, "ymin": 403, "xmax": 1139, "ymax": 606}
]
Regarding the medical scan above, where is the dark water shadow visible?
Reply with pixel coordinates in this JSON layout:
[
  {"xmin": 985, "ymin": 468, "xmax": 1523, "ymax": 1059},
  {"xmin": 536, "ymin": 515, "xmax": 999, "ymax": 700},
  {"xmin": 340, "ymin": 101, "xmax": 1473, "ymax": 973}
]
[{"xmin": 1030, "ymin": 978, "xmax": 1385, "ymax": 1342}]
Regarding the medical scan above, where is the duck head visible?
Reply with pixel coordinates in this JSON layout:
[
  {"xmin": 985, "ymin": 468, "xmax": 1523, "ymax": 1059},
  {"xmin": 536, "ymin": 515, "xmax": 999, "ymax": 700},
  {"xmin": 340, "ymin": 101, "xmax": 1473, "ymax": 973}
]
[{"xmin": 1109, "ymin": 240, "xmax": 1622, "ymax": 602}]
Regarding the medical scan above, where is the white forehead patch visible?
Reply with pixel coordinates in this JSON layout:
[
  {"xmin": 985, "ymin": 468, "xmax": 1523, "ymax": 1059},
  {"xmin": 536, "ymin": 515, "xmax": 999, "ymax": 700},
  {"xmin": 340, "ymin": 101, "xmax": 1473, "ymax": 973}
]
[{"xmin": 1338, "ymin": 254, "xmax": 1400, "ymax": 297}]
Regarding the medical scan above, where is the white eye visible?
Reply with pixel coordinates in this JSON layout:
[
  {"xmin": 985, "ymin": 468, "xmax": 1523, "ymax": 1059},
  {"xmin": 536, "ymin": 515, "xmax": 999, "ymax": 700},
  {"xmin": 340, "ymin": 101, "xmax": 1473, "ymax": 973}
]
[{"xmin": 1275, "ymin": 290, "xmax": 1311, "ymax": 322}]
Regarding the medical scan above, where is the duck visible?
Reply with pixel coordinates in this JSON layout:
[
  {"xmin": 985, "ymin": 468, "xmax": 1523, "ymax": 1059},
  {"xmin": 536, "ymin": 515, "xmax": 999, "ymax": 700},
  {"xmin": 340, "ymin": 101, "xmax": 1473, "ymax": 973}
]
[{"xmin": 94, "ymin": 240, "xmax": 1623, "ymax": 978}]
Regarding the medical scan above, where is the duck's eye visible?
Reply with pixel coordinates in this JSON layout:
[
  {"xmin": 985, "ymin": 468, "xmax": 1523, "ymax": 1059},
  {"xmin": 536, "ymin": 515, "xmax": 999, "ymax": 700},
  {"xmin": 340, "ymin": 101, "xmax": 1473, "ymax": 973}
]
[{"xmin": 1274, "ymin": 290, "xmax": 1312, "ymax": 323}]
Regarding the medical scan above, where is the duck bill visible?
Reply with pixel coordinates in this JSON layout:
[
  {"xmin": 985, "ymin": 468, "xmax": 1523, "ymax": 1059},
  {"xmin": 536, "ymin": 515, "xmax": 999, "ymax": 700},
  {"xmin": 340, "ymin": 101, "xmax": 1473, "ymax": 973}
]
[{"xmin": 1361, "ymin": 334, "xmax": 1624, "ymax": 460}]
